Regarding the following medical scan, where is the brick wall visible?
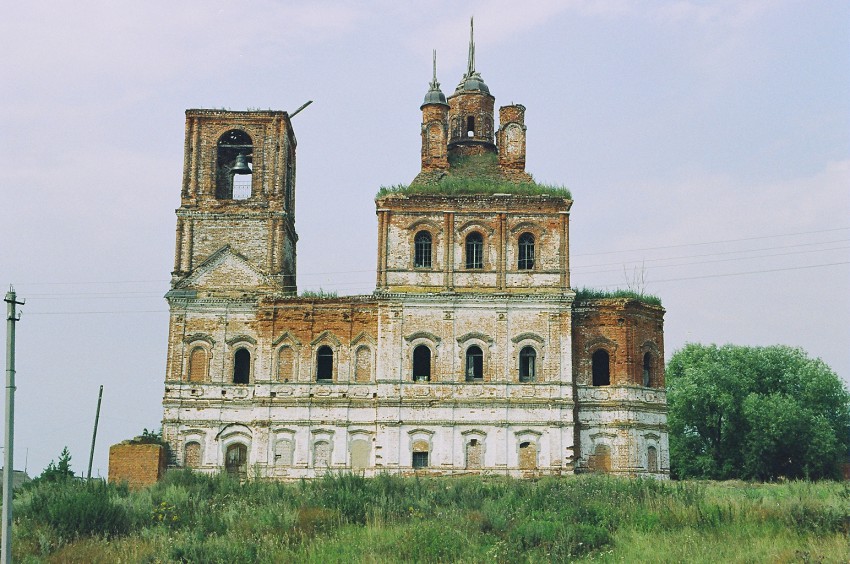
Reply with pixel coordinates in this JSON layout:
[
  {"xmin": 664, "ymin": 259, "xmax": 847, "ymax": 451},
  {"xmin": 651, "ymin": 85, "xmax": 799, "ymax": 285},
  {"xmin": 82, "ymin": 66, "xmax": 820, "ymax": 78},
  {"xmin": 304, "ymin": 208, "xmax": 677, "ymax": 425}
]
[{"xmin": 108, "ymin": 442, "xmax": 167, "ymax": 489}]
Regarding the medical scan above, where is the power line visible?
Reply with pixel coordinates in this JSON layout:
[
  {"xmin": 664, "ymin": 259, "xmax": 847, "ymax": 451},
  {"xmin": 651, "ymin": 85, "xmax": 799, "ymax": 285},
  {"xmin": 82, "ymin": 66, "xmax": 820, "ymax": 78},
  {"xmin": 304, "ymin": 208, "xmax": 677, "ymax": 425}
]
[
  {"xmin": 572, "ymin": 226, "xmax": 850, "ymax": 257},
  {"xmin": 584, "ymin": 260, "xmax": 850, "ymax": 288}
]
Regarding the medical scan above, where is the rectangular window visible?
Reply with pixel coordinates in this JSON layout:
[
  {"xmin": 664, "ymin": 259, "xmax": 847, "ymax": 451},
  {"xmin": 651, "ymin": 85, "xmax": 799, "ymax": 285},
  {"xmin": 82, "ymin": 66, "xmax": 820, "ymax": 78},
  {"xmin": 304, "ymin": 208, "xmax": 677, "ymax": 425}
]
[{"xmin": 412, "ymin": 451, "xmax": 429, "ymax": 469}]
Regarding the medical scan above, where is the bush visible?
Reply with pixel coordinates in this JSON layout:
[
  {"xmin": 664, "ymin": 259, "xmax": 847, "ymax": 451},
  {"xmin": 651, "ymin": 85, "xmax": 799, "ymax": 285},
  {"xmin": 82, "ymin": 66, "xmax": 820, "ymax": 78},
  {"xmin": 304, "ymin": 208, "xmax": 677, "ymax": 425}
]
[{"xmin": 19, "ymin": 480, "xmax": 135, "ymax": 539}]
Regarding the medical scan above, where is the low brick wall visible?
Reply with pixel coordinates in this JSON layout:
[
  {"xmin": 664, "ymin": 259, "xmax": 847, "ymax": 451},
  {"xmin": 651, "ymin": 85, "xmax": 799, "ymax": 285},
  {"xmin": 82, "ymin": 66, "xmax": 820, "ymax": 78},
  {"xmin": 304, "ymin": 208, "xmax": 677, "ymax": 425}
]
[{"xmin": 108, "ymin": 442, "xmax": 167, "ymax": 489}]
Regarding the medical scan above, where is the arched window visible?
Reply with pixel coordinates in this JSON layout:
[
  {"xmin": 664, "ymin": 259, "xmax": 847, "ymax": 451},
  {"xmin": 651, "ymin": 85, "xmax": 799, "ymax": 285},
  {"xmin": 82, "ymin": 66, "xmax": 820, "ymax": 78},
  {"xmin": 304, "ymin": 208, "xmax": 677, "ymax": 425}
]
[
  {"xmin": 188, "ymin": 346, "xmax": 208, "ymax": 383},
  {"xmin": 592, "ymin": 349, "xmax": 610, "ymax": 386},
  {"xmin": 184, "ymin": 441, "xmax": 201, "ymax": 468},
  {"xmin": 519, "ymin": 346, "xmax": 536, "ymax": 382},
  {"xmin": 465, "ymin": 345, "xmax": 483, "ymax": 381},
  {"xmin": 465, "ymin": 232, "xmax": 483, "ymax": 269},
  {"xmin": 316, "ymin": 345, "xmax": 334, "ymax": 380},
  {"xmin": 466, "ymin": 115, "xmax": 475, "ymax": 137},
  {"xmin": 216, "ymin": 129, "xmax": 253, "ymax": 200},
  {"xmin": 414, "ymin": 231, "xmax": 432, "ymax": 268},
  {"xmin": 643, "ymin": 352, "xmax": 652, "ymax": 387},
  {"xmin": 518, "ymin": 232, "xmax": 535, "ymax": 270},
  {"xmin": 647, "ymin": 446, "xmax": 658, "ymax": 473},
  {"xmin": 233, "ymin": 348, "xmax": 250, "ymax": 384},
  {"xmin": 412, "ymin": 345, "xmax": 431, "ymax": 382},
  {"xmin": 225, "ymin": 443, "xmax": 248, "ymax": 478}
]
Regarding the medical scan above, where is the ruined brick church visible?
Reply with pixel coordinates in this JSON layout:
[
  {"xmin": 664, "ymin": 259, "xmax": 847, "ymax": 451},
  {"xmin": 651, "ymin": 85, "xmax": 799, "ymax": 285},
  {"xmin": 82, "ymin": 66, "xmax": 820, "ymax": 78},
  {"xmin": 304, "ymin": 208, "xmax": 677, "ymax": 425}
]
[{"xmin": 161, "ymin": 29, "xmax": 668, "ymax": 479}]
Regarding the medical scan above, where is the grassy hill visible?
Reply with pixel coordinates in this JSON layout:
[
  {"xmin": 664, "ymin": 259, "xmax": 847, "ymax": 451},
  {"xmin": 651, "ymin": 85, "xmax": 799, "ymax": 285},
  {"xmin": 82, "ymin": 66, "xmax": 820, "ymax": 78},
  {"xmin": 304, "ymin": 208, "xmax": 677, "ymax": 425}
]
[{"xmin": 10, "ymin": 472, "xmax": 849, "ymax": 562}]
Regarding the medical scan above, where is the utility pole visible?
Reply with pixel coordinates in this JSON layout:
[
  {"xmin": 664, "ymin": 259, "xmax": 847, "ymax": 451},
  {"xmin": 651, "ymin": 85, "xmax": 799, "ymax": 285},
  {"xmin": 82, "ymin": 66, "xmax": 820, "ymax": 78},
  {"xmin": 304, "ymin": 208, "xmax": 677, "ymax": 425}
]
[
  {"xmin": 87, "ymin": 385, "xmax": 103, "ymax": 480},
  {"xmin": 2, "ymin": 287, "xmax": 23, "ymax": 564}
]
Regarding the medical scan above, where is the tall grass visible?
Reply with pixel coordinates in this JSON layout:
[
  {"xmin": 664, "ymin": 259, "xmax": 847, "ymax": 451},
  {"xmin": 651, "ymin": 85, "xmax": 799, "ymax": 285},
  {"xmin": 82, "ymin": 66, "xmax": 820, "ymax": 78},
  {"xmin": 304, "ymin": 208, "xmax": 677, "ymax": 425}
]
[{"xmin": 10, "ymin": 472, "xmax": 849, "ymax": 562}]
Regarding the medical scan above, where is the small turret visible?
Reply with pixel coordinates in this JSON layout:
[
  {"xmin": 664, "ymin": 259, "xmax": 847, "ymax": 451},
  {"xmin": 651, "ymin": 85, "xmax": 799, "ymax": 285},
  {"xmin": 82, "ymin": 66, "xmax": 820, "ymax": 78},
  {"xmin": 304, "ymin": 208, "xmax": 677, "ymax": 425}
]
[
  {"xmin": 447, "ymin": 18, "xmax": 496, "ymax": 159},
  {"xmin": 420, "ymin": 51, "xmax": 450, "ymax": 172}
]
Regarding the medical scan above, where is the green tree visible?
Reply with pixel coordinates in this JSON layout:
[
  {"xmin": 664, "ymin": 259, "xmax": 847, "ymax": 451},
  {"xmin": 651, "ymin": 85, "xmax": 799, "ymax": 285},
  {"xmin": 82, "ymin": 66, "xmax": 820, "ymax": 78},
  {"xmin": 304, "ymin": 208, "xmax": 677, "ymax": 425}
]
[
  {"xmin": 36, "ymin": 446, "xmax": 75, "ymax": 483},
  {"xmin": 667, "ymin": 344, "xmax": 850, "ymax": 480}
]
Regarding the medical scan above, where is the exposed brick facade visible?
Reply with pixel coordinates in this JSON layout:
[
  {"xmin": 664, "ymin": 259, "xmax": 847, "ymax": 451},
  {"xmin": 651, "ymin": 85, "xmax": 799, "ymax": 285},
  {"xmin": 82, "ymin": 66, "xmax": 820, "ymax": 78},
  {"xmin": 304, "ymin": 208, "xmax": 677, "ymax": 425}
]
[
  {"xmin": 161, "ymin": 28, "xmax": 668, "ymax": 480},
  {"xmin": 108, "ymin": 443, "xmax": 167, "ymax": 490}
]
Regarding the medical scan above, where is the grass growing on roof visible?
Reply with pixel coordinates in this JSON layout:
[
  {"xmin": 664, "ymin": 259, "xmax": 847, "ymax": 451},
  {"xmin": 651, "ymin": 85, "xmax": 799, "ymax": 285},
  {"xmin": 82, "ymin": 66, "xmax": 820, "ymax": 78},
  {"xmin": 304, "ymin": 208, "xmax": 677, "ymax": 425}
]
[
  {"xmin": 377, "ymin": 153, "xmax": 571, "ymax": 198},
  {"xmin": 573, "ymin": 287, "xmax": 662, "ymax": 306},
  {"xmin": 299, "ymin": 288, "xmax": 339, "ymax": 298}
]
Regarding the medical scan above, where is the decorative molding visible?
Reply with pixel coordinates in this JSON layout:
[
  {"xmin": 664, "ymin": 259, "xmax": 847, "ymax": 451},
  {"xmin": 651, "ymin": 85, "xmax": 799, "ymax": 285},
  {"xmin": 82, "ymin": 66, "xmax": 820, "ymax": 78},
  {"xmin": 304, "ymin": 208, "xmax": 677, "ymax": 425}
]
[
  {"xmin": 457, "ymin": 332, "xmax": 494, "ymax": 345},
  {"xmin": 405, "ymin": 218, "xmax": 443, "ymax": 234},
  {"xmin": 585, "ymin": 335, "xmax": 618, "ymax": 354},
  {"xmin": 273, "ymin": 331, "xmax": 302, "ymax": 347},
  {"xmin": 310, "ymin": 330, "xmax": 342, "ymax": 347},
  {"xmin": 456, "ymin": 219, "xmax": 495, "ymax": 237},
  {"xmin": 226, "ymin": 334, "xmax": 257, "ymax": 347},
  {"xmin": 404, "ymin": 331, "xmax": 441, "ymax": 344},
  {"xmin": 350, "ymin": 331, "xmax": 376, "ymax": 348},
  {"xmin": 511, "ymin": 332, "xmax": 544, "ymax": 344},
  {"xmin": 184, "ymin": 333, "xmax": 215, "ymax": 346}
]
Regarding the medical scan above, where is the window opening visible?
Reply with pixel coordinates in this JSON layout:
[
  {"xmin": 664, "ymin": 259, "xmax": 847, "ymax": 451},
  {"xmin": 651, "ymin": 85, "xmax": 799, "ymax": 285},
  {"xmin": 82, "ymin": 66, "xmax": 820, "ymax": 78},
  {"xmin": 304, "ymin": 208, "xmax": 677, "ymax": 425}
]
[
  {"xmin": 466, "ymin": 116, "xmax": 475, "ymax": 137},
  {"xmin": 592, "ymin": 349, "xmax": 610, "ymax": 386},
  {"xmin": 519, "ymin": 346, "xmax": 536, "ymax": 382},
  {"xmin": 414, "ymin": 231, "xmax": 432, "ymax": 268},
  {"xmin": 647, "ymin": 446, "xmax": 658, "ymax": 473},
  {"xmin": 225, "ymin": 443, "xmax": 248, "ymax": 478},
  {"xmin": 412, "ymin": 344, "xmax": 431, "ymax": 382},
  {"xmin": 412, "ymin": 451, "xmax": 429, "ymax": 469},
  {"xmin": 465, "ymin": 345, "xmax": 483, "ymax": 381},
  {"xmin": 233, "ymin": 348, "xmax": 250, "ymax": 384},
  {"xmin": 643, "ymin": 352, "xmax": 652, "ymax": 387},
  {"xmin": 465, "ymin": 232, "xmax": 483, "ymax": 269},
  {"xmin": 216, "ymin": 129, "xmax": 253, "ymax": 200},
  {"xmin": 518, "ymin": 232, "xmax": 535, "ymax": 270},
  {"xmin": 316, "ymin": 345, "xmax": 334, "ymax": 380}
]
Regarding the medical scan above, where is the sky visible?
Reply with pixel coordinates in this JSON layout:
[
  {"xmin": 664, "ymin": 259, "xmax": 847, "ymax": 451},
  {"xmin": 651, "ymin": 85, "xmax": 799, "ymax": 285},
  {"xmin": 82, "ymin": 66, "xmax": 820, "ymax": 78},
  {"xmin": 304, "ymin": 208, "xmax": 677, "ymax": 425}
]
[{"xmin": 1, "ymin": 0, "xmax": 847, "ymax": 479}]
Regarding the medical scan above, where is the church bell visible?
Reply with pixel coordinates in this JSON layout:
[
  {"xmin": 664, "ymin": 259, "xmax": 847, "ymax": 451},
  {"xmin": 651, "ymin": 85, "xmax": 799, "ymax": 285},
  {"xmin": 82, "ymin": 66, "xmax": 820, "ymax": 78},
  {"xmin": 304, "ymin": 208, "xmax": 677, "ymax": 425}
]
[{"xmin": 231, "ymin": 153, "xmax": 252, "ymax": 175}]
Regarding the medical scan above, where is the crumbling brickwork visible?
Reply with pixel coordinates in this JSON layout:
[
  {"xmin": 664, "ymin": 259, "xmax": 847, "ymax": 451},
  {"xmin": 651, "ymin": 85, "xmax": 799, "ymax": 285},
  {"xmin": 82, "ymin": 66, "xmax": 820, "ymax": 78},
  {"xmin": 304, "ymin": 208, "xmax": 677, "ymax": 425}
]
[
  {"xmin": 108, "ymin": 442, "xmax": 167, "ymax": 489},
  {"xmin": 160, "ymin": 31, "xmax": 668, "ymax": 480}
]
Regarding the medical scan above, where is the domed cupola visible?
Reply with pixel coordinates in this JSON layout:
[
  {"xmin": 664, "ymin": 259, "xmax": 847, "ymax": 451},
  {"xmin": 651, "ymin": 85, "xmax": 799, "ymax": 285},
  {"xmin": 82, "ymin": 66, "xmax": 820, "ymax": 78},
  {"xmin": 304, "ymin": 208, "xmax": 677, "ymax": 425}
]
[
  {"xmin": 447, "ymin": 18, "xmax": 496, "ymax": 159},
  {"xmin": 421, "ymin": 51, "xmax": 449, "ymax": 109},
  {"xmin": 418, "ymin": 50, "xmax": 450, "ymax": 173},
  {"xmin": 455, "ymin": 23, "xmax": 490, "ymax": 95}
]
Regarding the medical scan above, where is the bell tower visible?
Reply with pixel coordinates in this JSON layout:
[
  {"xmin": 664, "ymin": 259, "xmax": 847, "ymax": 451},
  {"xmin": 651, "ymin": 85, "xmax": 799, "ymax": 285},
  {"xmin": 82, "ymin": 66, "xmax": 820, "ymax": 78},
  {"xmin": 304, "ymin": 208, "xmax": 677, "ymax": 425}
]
[
  {"xmin": 447, "ymin": 18, "xmax": 496, "ymax": 160},
  {"xmin": 172, "ymin": 109, "xmax": 298, "ymax": 294}
]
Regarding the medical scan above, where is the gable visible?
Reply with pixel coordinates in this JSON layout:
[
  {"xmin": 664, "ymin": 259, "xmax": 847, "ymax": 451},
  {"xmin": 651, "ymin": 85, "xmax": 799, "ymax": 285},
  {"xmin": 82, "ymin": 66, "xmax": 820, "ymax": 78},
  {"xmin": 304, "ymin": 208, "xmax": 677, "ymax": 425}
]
[{"xmin": 176, "ymin": 246, "xmax": 270, "ymax": 291}]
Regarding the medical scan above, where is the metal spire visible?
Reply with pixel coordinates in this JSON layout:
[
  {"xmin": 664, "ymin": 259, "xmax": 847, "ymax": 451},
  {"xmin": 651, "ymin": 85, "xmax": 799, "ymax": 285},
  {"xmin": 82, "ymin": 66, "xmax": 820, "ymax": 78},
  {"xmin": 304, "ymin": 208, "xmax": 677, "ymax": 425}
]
[
  {"xmin": 422, "ymin": 49, "xmax": 448, "ymax": 106},
  {"xmin": 429, "ymin": 49, "xmax": 440, "ymax": 90},
  {"xmin": 467, "ymin": 17, "xmax": 475, "ymax": 76}
]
